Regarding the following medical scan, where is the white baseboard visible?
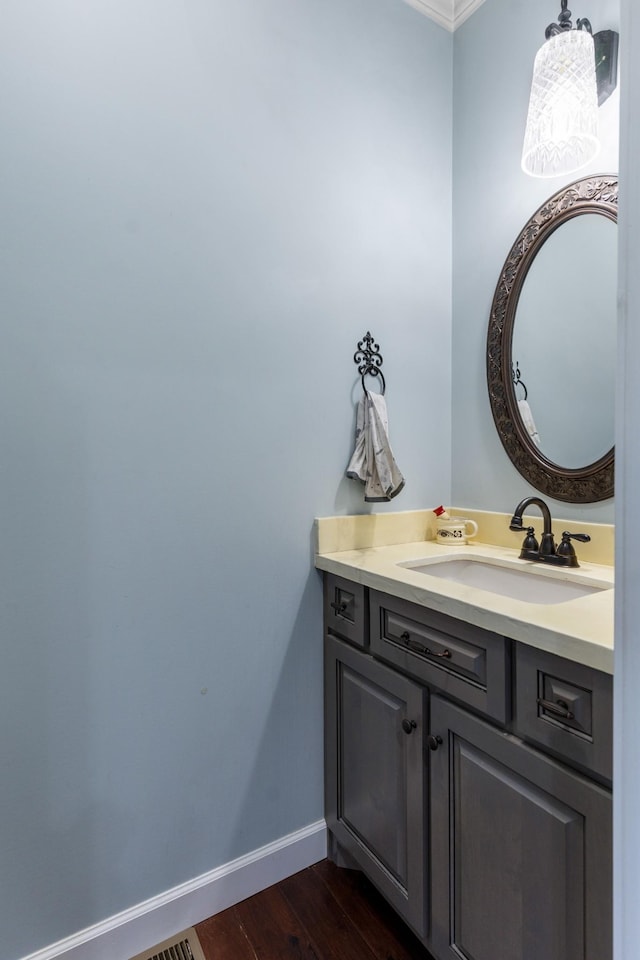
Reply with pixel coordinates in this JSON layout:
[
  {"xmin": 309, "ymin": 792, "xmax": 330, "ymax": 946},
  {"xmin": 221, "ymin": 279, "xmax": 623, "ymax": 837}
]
[{"xmin": 19, "ymin": 820, "xmax": 327, "ymax": 960}]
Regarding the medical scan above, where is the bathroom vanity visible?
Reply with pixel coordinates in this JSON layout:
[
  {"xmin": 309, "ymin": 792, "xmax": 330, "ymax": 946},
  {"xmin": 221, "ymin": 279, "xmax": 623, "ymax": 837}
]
[{"xmin": 316, "ymin": 512, "xmax": 613, "ymax": 960}]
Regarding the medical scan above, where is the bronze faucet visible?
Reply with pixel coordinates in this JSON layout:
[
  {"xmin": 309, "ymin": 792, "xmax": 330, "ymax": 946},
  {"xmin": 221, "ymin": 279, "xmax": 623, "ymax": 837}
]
[{"xmin": 509, "ymin": 496, "xmax": 591, "ymax": 568}]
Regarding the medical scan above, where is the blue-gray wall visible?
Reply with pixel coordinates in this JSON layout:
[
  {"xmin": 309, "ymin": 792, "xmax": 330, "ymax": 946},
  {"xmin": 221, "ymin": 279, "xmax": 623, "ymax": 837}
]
[
  {"xmin": 452, "ymin": 0, "xmax": 620, "ymax": 523},
  {"xmin": 0, "ymin": 1, "xmax": 452, "ymax": 957}
]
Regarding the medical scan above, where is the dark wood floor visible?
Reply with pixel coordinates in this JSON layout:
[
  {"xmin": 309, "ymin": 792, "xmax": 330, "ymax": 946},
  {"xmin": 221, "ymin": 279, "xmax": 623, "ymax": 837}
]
[{"xmin": 195, "ymin": 859, "xmax": 435, "ymax": 960}]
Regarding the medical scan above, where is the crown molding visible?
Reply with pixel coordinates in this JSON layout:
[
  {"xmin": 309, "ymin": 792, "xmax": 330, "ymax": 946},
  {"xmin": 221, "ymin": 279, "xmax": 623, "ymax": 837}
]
[{"xmin": 402, "ymin": 0, "xmax": 486, "ymax": 32}]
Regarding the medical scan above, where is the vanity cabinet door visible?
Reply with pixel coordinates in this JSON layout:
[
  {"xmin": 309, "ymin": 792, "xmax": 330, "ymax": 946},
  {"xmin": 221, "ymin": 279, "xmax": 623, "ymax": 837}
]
[
  {"xmin": 324, "ymin": 634, "xmax": 427, "ymax": 938},
  {"xmin": 429, "ymin": 695, "xmax": 611, "ymax": 960}
]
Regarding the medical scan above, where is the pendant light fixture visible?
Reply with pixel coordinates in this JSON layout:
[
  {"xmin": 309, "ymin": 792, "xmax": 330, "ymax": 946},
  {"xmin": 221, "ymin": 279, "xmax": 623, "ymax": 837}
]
[{"xmin": 521, "ymin": 2, "xmax": 618, "ymax": 179}]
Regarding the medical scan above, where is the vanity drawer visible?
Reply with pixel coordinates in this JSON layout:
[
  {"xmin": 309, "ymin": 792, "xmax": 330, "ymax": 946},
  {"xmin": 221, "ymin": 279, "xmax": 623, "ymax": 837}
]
[
  {"xmin": 515, "ymin": 643, "xmax": 612, "ymax": 782},
  {"xmin": 369, "ymin": 590, "xmax": 509, "ymax": 722},
  {"xmin": 324, "ymin": 573, "xmax": 368, "ymax": 648}
]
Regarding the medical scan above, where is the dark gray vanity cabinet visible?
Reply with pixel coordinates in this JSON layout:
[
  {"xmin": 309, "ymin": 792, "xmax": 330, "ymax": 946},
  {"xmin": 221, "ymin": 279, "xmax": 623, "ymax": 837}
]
[
  {"xmin": 324, "ymin": 633, "xmax": 427, "ymax": 937},
  {"xmin": 322, "ymin": 572, "xmax": 613, "ymax": 960},
  {"xmin": 429, "ymin": 694, "xmax": 612, "ymax": 960}
]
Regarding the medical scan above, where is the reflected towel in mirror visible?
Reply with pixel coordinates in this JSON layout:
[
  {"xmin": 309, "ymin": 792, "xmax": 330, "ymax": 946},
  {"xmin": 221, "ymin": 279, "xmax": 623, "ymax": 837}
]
[
  {"xmin": 346, "ymin": 391, "xmax": 405, "ymax": 501},
  {"xmin": 518, "ymin": 398, "xmax": 541, "ymax": 447}
]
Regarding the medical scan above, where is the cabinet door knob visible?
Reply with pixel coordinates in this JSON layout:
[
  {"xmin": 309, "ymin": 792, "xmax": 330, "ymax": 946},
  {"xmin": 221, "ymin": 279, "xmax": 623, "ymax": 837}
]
[
  {"xmin": 402, "ymin": 719, "xmax": 417, "ymax": 734},
  {"xmin": 428, "ymin": 735, "xmax": 443, "ymax": 751}
]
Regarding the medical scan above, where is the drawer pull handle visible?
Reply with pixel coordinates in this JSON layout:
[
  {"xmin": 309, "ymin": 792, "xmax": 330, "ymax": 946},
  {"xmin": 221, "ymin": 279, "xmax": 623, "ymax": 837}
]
[
  {"xmin": 330, "ymin": 600, "xmax": 348, "ymax": 615},
  {"xmin": 400, "ymin": 631, "xmax": 452, "ymax": 660},
  {"xmin": 402, "ymin": 719, "xmax": 417, "ymax": 735},
  {"xmin": 537, "ymin": 697, "xmax": 575, "ymax": 720},
  {"xmin": 428, "ymin": 735, "xmax": 443, "ymax": 751}
]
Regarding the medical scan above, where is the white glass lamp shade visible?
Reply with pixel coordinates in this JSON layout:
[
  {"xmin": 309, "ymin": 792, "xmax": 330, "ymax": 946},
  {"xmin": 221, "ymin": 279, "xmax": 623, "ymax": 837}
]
[{"xmin": 522, "ymin": 29, "xmax": 600, "ymax": 178}]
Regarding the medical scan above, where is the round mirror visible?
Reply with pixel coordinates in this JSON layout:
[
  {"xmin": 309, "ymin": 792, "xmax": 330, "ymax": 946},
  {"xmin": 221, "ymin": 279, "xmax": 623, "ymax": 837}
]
[{"xmin": 487, "ymin": 174, "xmax": 617, "ymax": 503}]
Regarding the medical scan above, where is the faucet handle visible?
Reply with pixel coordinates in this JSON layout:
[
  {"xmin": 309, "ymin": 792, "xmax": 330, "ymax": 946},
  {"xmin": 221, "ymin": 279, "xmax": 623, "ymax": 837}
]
[
  {"xmin": 511, "ymin": 524, "xmax": 539, "ymax": 558},
  {"xmin": 510, "ymin": 518, "xmax": 537, "ymax": 543},
  {"xmin": 556, "ymin": 531, "xmax": 591, "ymax": 567},
  {"xmin": 561, "ymin": 532, "xmax": 591, "ymax": 544}
]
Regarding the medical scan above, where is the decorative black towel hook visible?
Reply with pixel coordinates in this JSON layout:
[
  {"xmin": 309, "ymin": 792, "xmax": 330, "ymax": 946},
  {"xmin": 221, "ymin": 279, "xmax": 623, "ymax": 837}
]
[
  {"xmin": 354, "ymin": 331, "xmax": 386, "ymax": 395},
  {"xmin": 512, "ymin": 360, "xmax": 528, "ymax": 401}
]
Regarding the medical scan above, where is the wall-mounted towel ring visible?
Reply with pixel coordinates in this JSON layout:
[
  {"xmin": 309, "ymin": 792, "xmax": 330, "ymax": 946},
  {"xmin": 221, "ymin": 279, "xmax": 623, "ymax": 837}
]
[
  {"xmin": 512, "ymin": 361, "xmax": 528, "ymax": 400},
  {"xmin": 347, "ymin": 330, "xmax": 404, "ymax": 501},
  {"xmin": 354, "ymin": 331, "xmax": 386, "ymax": 394}
]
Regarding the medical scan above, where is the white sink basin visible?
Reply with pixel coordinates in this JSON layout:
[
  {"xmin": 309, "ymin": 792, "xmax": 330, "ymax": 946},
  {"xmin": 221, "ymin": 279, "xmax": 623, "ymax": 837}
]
[{"xmin": 399, "ymin": 556, "xmax": 613, "ymax": 605}]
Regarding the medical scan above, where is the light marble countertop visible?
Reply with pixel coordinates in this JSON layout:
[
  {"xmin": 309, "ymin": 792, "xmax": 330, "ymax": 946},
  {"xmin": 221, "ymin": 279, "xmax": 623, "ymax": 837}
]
[{"xmin": 315, "ymin": 526, "xmax": 614, "ymax": 674}]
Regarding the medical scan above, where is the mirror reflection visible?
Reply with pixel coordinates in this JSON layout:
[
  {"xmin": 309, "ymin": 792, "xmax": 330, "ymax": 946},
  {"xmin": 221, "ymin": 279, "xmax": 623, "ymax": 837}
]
[
  {"xmin": 512, "ymin": 214, "xmax": 617, "ymax": 469},
  {"xmin": 487, "ymin": 174, "xmax": 617, "ymax": 503}
]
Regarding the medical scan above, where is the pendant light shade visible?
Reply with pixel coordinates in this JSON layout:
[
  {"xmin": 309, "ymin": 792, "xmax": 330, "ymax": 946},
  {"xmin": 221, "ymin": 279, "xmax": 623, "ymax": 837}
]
[{"xmin": 522, "ymin": 29, "xmax": 599, "ymax": 178}]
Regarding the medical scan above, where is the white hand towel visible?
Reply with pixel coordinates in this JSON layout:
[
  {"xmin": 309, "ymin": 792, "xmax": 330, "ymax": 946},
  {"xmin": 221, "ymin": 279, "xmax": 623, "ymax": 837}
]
[
  {"xmin": 518, "ymin": 398, "xmax": 541, "ymax": 447},
  {"xmin": 347, "ymin": 391, "xmax": 405, "ymax": 501}
]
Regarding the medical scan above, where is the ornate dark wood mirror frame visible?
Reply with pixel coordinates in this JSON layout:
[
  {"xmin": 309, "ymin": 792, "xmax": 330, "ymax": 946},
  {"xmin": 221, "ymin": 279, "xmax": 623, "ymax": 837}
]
[{"xmin": 487, "ymin": 174, "xmax": 617, "ymax": 503}]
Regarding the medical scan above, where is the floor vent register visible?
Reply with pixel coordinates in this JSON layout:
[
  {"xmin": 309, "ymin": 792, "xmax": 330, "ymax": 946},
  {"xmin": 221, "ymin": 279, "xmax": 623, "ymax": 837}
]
[{"xmin": 130, "ymin": 927, "xmax": 207, "ymax": 960}]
